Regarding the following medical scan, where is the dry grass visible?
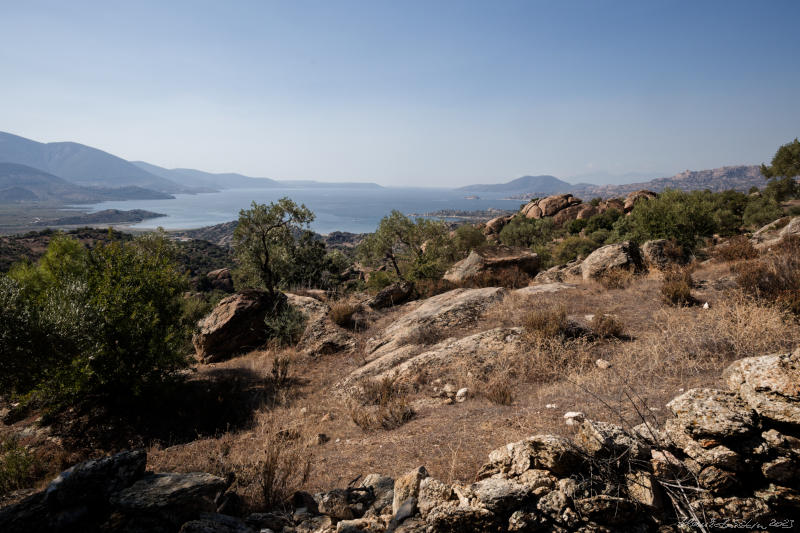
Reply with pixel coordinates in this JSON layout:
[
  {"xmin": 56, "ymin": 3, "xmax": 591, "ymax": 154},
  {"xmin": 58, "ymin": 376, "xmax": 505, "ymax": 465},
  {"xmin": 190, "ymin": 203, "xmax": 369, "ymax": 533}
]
[
  {"xmin": 597, "ymin": 269, "xmax": 634, "ymax": 290},
  {"xmin": 522, "ymin": 305, "xmax": 568, "ymax": 339},
  {"xmin": 461, "ymin": 266, "xmax": 531, "ymax": 289},
  {"xmin": 590, "ymin": 313, "xmax": 625, "ymax": 339},
  {"xmin": 479, "ymin": 376, "xmax": 515, "ymax": 405},
  {"xmin": 713, "ymin": 235, "xmax": 759, "ymax": 262},
  {"xmin": 733, "ymin": 236, "xmax": 800, "ymax": 314},
  {"xmin": 329, "ymin": 301, "xmax": 359, "ymax": 328},
  {"xmin": 660, "ymin": 266, "xmax": 695, "ymax": 306},
  {"xmin": 349, "ymin": 376, "xmax": 416, "ymax": 431}
]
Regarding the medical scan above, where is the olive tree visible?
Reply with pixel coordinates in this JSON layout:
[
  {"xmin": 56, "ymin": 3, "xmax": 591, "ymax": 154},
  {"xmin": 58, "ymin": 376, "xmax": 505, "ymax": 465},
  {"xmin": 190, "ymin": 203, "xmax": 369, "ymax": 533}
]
[
  {"xmin": 761, "ymin": 138, "xmax": 800, "ymax": 201},
  {"xmin": 357, "ymin": 210, "xmax": 450, "ymax": 280},
  {"xmin": 232, "ymin": 198, "xmax": 314, "ymax": 294}
]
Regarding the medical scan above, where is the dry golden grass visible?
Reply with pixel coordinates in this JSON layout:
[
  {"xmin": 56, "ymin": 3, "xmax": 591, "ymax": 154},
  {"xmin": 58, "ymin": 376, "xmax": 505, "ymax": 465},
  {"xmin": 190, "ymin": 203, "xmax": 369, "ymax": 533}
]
[
  {"xmin": 660, "ymin": 265, "xmax": 696, "ymax": 306},
  {"xmin": 713, "ymin": 235, "xmax": 759, "ymax": 262},
  {"xmin": 733, "ymin": 236, "xmax": 800, "ymax": 314},
  {"xmin": 522, "ymin": 305, "xmax": 568, "ymax": 339},
  {"xmin": 590, "ymin": 313, "xmax": 625, "ymax": 339},
  {"xmin": 597, "ymin": 268, "xmax": 635, "ymax": 289},
  {"xmin": 329, "ymin": 301, "xmax": 359, "ymax": 327}
]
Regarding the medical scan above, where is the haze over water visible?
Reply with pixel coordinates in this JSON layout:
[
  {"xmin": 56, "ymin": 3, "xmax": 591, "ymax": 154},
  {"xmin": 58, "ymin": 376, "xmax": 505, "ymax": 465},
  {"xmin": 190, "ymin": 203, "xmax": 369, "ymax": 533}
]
[{"xmin": 80, "ymin": 187, "xmax": 521, "ymax": 234}]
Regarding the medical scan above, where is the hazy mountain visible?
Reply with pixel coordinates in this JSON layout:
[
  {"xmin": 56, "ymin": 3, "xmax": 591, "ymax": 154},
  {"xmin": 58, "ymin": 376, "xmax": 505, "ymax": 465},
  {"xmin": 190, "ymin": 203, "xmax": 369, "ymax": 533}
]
[
  {"xmin": 132, "ymin": 161, "xmax": 278, "ymax": 190},
  {"xmin": 566, "ymin": 165, "xmax": 766, "ymax": 199},
  {"xmin": 458, "ymin": 175, "xmax": 572, "ymax": 195},
  {"xmin": 133, "ymin": 161, "xmax": 383, "ymax": 190},
  {"xmin": 0, "ymin": 132, "xmax": 188, "ymax": 193},
  {"xmin": 0, "ymin": 162, "xmax": 173, "ymax": 204},
  {"xmin": 566, "ymin": 170, "xmax": 664, "ymax": 186}
]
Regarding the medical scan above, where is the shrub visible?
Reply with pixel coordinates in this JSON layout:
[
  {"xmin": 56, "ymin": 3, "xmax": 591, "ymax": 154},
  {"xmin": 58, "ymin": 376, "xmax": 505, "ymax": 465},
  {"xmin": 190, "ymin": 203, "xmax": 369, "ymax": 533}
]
[
  {"xmin": 329, "ymin": 301, "xmax": 359, "ymax": 328},
  {"xmin": 0, "ymin": 233, "xmax": 189, "ymax": 406},
  {"xmin": 413, "ymin": 278, "xmax": 457, "ymax": 300},
  {"xmin": 713, "ymin": 236, "xmax": 759, "ymax": 262},
  {"xmin": 366, "ymin": 270, "xmax": 395, "ymax": 292},
  {"xmin": 0, "ymin": 437, "xmax": 40, "ymax": 496},
  {"xmin": 264, "ymin": 299, "xmax": 307, "ymax": 347},
  {"xmin": 661, "ymin": 266, "xmax": 695, "ymax": 306},
  {"xmin": 499, "ymin": 217, "xmax": 556, "ymax": 248},
  {"xmin": 350, "ymin": 376, "xmax": 415, "ymax": 431},
  {"xmin": 270, "ymin": 353, "xmax": 292, "ymax": 388},
  {"xmin": 553, "ymin": 237, "xmax": 600, "ymax": 264},
  {"xmin": 481, "ymin": 378, "xmax": 515, "ymax": 405},
  {"xmin": 523, "ymin": 306, "xmax": 568, "ymax": 339},
  {"xmin": 565, "ymin": 218, "xmax": 588, "ymax": 235},
  {"xmin": 734, "ymin": 236, "xmax": 800, "ymax": 314},
  {"xmin": 743, "ymin": 197, "xmax": 783, "ymax": 228},
  {"xmin": 453, "ymin": 224, "xmax": 487, "ymax": 257},
  {"xmin": 591, "ymin": 313, "xmax": 625, "ymax": 339},
  {"xmin": 598, "ymin": 269, "xmax": 634, "ymax": 290}
]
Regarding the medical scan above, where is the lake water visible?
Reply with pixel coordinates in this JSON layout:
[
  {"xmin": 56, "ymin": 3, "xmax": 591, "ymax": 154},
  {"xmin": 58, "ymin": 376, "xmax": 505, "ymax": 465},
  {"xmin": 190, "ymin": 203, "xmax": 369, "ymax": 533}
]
[{"xmin": 81, "ymin": 187, "xmax": 523, "ymax": 234}]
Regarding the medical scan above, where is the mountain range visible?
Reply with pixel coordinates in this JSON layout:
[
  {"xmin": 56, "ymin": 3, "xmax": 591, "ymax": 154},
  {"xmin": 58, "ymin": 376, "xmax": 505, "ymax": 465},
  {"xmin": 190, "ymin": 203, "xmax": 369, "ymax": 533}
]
[
  {"xmin": 0, "ymin": 131, "xmax": 382, "ymax": 205},
  {"xmin": 0, "ymin": 130, "xmax": 769, "ymax": 207}
]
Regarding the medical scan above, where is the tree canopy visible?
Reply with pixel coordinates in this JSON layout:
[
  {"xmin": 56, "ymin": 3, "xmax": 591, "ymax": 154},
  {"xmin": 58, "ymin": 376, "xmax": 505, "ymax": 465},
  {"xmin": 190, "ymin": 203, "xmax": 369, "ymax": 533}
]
[{"xmin": 232, "ymin": 198, "xmax": 314, "ymax": 294}]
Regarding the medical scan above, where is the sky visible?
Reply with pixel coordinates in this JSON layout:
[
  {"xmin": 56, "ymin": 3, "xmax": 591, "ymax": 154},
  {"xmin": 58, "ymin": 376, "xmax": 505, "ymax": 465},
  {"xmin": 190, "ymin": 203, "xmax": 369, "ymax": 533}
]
[{"xmin": 1, "ymin": 0, "xmax": 798, "ymax": 187}]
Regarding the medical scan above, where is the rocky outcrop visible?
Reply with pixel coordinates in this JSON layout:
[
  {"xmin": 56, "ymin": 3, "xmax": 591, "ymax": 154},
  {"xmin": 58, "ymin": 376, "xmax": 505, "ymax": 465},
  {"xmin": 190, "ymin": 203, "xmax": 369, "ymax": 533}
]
[
  {"xmin": 580, "ymin": 241, "xmax": 643, "ymax": 280},
  {"xmin": 288, "ymin": 293, "xmax": 356, "ymax": 357},
  {"xmin": 369, "ymin": 281, "xmax": 414, "ymax": 309},
  {"xmin": 521, "ymin": 194, "xmax": 582, "ymax": 220},
  {"xmin": 623, "ymin": 189, "xmax": 657, "ymax": 212},
  {"xmin": 314, "ymin": 348, "xmax": 800, "ymax": 532},
  {"xmin": 4, "ymin": 349, "xmax": 799, "ymax": 532},
  {"xmin": 640, "ymin": 239, "xmax": 682, "ymax": 269},
  {"xmin": 193, "ymin": 290, "xmax": 281, "ymax": 363},
  {"xmin": 752, "ymin": 216, "xmax": 800, "ymax": 249},
  {"xmin": 517, "ymin": 194, "xmax": 631, "ymax": 228},
  {"xmin": 364, "ymin": 287, "xmax": 506, "ymax": 361},
  {"xmin": 482, "ymin": 215, "xmax": 513, "ymax": 241},
  {"xmin": 339, "ymin": 327, "xmax": 525, "ymax": 389},
  {"xmin": 443, "ymin": 246, "xmax": 538, "ymax": 284},
  {"xmin": 206, "ymin": 268, "xmax": 234, "ymax": 293}
]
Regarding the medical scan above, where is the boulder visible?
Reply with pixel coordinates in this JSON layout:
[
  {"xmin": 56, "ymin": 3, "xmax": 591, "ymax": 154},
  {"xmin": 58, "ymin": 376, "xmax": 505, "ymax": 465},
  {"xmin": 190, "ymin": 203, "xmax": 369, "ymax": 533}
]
[
  {"xmin": 580, "ymin": 241, "xmax": 642, "ymax": 281},
  {"xmin": 512, "ymin": 283, "xmax": 576, "ymax": 296},
  {"xmin": 206, "ymin": 268, "xmax": 234, "ymax": 293},
  {"xmin": 193, "ymin": 290, "xmax": 281, "ymax": 362},
  {"xmin": 470, "ymin": 478, "xmax": 533, "ymax": 513},
  {"xmin": 623, "ymin": 190, "xmax": 657, "ymax": 212},
  {"xmin": 550, "ymin": 204, "xmax": 585, "ymax": 226},
  {"xmin": 575, "ymin": 420, "xmax": 650, "ymax": 461},
  {"xmin": 0, "ymin": 450, "xmax": 147, "ymax": 533},
  {"xmin": 723, "ymin": 349, "xmax": 800, "ymax": 426},
  {"xmin": 341, "ymin": 327, "xmax": 524, "ymax": 388},
  {"xmin": 179, "ymin": 514, "xmax": 255, "ymax": 533},
  {"xmin": 641, "ymin": 239, "xmax": 680, "ymax": 269},
  {"xmin": 483, "ymin": 216, "xmax": 512, "ymax": 237},
  {"xmin": 361, "ymin": 474, "xmax": 395, "ymax": 517},
  {"xmin": 443, "ymin": 246, "xmax": 539, "ymax": 284},
  {"xmin": 392, "ymin": 467, "xmax": 428, "ymax": 515},
  {"xmin": 110, "ymin": 472, "xmax": 227, "ymax": 531},
  {"xmin": 369, "ymin": 281, "xmax": 414, "ymax": 309},
  {"xmin": 479, "ymin": 434, "xmax": 583, "ymax": 478},
  {"xmin": 538, "ymin": 194, "xmax": 581, "ymax": 217},
  {"xmin": 417, "ymin": 478, "xmax": 452, "ymax": 518},
  {"xmin": 364, "ymin": 287, "xmax": 506, "ymax": 360},
  {"xmin": 666, "ymin": 388, "xmax": 756, "ymax": 439}
]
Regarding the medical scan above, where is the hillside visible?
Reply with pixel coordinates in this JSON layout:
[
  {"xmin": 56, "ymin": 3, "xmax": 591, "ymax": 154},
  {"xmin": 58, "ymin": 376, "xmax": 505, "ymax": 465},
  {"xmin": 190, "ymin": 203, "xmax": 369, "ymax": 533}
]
[
  {"xmin": 564, "ymin": 165, "xmax": 767, "ymax": 199},
  {"xmin": 43, "ymin": 209, "xmax": 166, "ymax": 226},
  {"xmin": 132, "ymin": 161, "xmax": 279, "ymax": 190},
  {"xmin": 0, "ymin": 132, "xmax": 190, "ymax": 193},
  {"xmin": 0, "ymin": 162, "xmax": 173, "ymax": 204},
  {"xmin": 458, "ymin": 174, "xmax": 572, "ymax": 195}
]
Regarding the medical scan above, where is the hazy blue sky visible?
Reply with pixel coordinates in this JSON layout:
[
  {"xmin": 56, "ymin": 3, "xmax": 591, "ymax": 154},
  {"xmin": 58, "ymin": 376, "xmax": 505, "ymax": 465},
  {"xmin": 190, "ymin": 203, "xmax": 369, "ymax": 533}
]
[{"xmin": 1, "ymin": 0, "xmax": 798, "ymax": 186}]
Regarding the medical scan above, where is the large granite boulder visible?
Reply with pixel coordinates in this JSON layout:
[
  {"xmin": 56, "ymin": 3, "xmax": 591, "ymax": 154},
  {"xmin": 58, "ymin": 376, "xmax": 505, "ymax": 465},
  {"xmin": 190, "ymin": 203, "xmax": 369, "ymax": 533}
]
[
  {"xmin": 0, "ymin": 450, "xmax": 147, "ymax": 533},
  {"xmin": 206, "ymin": 268, "xmax": 234, "ymax": 293},
  {"xmin": 443, "ymin": 246, "xmax": 539, "ymax": 284},
  {"xmin": 724, "ymin": 349, "xmax": 800, "ymax": 426},
  {"xmin": 109, "ymin": 472, "xmax": 227, "ymax": 533},
  {"xmin": 193, "ymin": 290, "xmax": 281, "ymax": 363},
  {"xmin": 369, "ymin": 281, "xmax": 414, "ymax": 309},
  {"xmin": 580, "ymin": 241, "xmax": 643, "ymax": 281},
  {"xmin": 623, "ymin": 190, "xmax": 657, "ymax": 212}
]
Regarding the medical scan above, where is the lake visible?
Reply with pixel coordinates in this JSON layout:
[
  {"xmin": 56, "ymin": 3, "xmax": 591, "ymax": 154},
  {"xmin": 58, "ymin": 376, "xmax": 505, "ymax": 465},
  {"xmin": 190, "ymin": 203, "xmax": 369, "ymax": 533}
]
[{"xmin": 81, "ymin": 187, "xmax": 523, "ymax": 234}]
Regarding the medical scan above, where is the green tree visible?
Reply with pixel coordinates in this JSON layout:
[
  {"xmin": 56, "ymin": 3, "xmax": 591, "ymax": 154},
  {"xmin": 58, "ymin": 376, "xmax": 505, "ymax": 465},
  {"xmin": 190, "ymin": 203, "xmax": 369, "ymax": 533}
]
[
  {"xmin": 232, "ymin": 198, "xmax": 314, "ymax": 294},
  {"xmin": 761, "ymin": 138, "xmax": 800, "ymax": 201},
  {"xmin": 357, "ymin": 211, "xmax": 450, "ymax": 280}
]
